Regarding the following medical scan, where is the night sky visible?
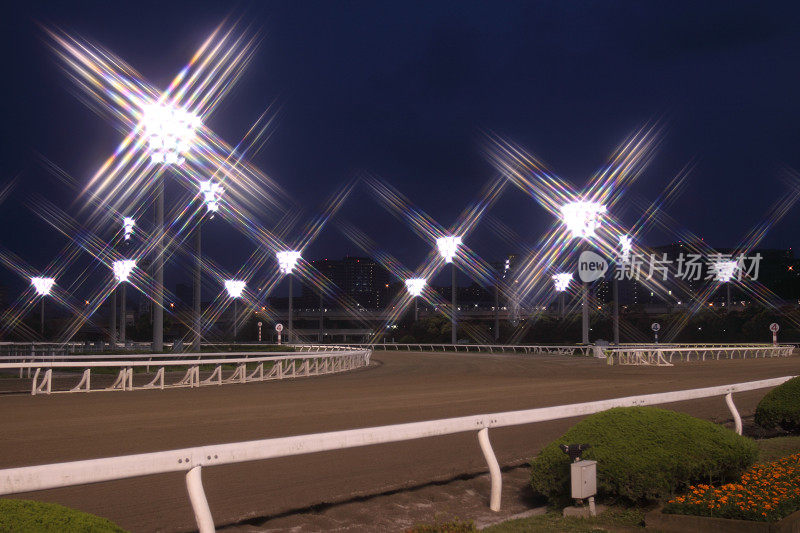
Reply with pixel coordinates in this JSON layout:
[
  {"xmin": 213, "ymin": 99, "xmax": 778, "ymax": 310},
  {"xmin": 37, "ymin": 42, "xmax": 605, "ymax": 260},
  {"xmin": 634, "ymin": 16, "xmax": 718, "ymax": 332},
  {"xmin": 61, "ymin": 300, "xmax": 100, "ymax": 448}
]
[{"xmin": 2, "ymin": 1, "xmax": 800, "ymax": 295}]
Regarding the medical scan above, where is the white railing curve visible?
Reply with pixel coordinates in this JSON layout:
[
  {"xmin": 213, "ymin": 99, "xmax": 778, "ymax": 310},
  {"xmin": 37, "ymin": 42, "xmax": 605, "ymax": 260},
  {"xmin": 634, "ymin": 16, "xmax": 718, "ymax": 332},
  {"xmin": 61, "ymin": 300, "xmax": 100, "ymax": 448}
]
[{"xmin": 0, "ymin": 375, "xmax": 792, "ymax": 532}]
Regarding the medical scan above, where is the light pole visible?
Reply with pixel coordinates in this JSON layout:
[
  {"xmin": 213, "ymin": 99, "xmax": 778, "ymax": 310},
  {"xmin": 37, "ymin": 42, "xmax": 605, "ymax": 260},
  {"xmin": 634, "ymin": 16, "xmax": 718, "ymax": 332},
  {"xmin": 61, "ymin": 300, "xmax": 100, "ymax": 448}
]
[
  {"xmin": 552, "ymin": 273, "xmax": 572, "ymax": 317},
  {"xmin": 119, "ymin": 217, "xmax": 135, "ymax": 344},
  {"xmin": 615, "ymin": 235, "xmax": 633, "ymax": 345},
  {"xmin": 112, "ymin": 260, "xmax": 137, "ymax": 343},
  {"xmin": 193, "ymin": 181, "xmax": 223, "ymax": 352},
  {"xmin": 277, "ymin": 251, "xmax": 301, "ymax": 343},
  {"xmin": 405, "ymin": 278, "xmax": 426, "ymax": 323},
  {"xmin": 224, "ymin": 280, "xmax": 246, "ymax": 342},
  {"xmin": 715, "ymin": 260, "xmax": 737, "ymax": 309},
  {"xmin": 141, "ymin": 103, "xmax": 201, "ymax": 353},
  {"xmin": 560, "ymin": 200, "xmax": 606, "ymax": 344},
  {"xmin": 31, "ymin": 277, "xmax": 55, "ymax": 338},
  {"xmin": 436, "ymin": 236, "xmax": 462, "ymax": 344}
]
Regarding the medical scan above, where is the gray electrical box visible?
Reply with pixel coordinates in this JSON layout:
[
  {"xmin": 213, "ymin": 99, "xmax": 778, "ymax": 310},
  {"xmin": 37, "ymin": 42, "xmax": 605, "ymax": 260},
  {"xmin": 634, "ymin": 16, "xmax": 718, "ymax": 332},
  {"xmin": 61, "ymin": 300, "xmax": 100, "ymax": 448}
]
[{"xmin": 570, "ymin": 459, "xmax": 597, "ymax": 499}]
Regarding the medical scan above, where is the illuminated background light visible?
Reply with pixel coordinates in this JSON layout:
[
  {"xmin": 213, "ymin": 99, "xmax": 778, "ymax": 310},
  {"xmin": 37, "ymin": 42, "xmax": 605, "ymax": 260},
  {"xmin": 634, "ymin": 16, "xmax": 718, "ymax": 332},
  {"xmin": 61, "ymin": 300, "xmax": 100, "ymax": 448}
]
[
  {"xmin": 619, "ymin": 234, "xmax": 632, "ymax": 262},
  {"xmin": 224, "ymin": 279, "xmax": 246, "ymax": 298},
  {"xmin": 31, "ymin": 277, "xmax": 55, "ymax": 296},
  {"xmin": 552, "ymin": 272, "xmax": 572, "ymax": 292},
  {"xmin": 560, "ymin": 201, "xmax": 607, "ymax": 239},
  {"xmin": 141, "ymin": 104, "xmax": 201, "ymax": 165},
  {"xmin": 276, "ymin": 250, "xmax": 302, "ymax": 274},
  {"xmin": 715, "ymin": 260, "xmax": 738, "ymax": 283},
  {"xmin": 122, "ymin": 217, "xmax": 135, "ymax": 240},
  {"xmin": 405, "ymin": 278, "xmax": 426, "ymax": 297},
  {"xmin": 112, "ymin": 259, "xmax": 136, "ymax": 283},
  {"xmin": 436, "ymin": 235, "xmax": 462, "ymax": 263},
  {"xmin": 199, "ymin": 181, "xmax": 223, "ymax": 212}
]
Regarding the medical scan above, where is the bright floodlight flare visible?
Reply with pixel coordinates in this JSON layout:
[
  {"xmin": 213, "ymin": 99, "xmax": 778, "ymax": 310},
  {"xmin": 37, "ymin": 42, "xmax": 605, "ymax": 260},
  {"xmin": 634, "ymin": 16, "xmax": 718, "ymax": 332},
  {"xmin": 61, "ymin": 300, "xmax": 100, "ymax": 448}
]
[
  {"xmin": 142, "ymin": 103, "xmax": 201, "ymax": 165},
  {"xmin": 619, "ymin": 234, "xmax": 633, "ymax": 262},
  {"xmin": 276, "ymin": 250, "xmax": 302, "ymax": 274},
  {"xmin": 112, "ymin": 260, "xmax": 136, "ymax": 283},
  {"xmin": 224, "ymin": 279, "xmax": 246, "ymax": 298},
  {"xmin": 405, "ymin": 278, "xmax": 426, "ymax": 297},
  {"xmin": 436, "ymin": 236, "xmax": 462, "ymax": 263},
  {"xmin": 560, "ymin": 201, "xmax": 607, "ymax": 240},
  {"xmin": 31, "ymin": 277, "xmax": 55, "ymax": 296},
  {"xmin": 715, "ymin": 260, "xmax": 738, "ymax": 283},
  {"xmin": 123, "ymin": 217, "xmax": 135, "ymax": 240},
  {"xmin": 552, "ymin": 273, "xmax": 572, "ymax": 292},
  {"xmin": 199, "ymin": 180, "xmax": 223, "ymax": 213}
]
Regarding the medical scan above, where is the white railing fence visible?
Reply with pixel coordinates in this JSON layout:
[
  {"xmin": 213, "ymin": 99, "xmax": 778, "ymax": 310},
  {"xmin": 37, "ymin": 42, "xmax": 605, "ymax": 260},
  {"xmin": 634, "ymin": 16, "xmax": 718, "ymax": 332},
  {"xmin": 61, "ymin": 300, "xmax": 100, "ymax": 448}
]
[
  {"xmin": 607, "ymin": 345, "xmax": 794, "ymax": 366},
  {"xmin": 0, "ymin": 350, "xmax": 372, "ymax": 395},
  {"xmin": 0, "ymin": 376, "xmax": 791, "ymax": 532}
]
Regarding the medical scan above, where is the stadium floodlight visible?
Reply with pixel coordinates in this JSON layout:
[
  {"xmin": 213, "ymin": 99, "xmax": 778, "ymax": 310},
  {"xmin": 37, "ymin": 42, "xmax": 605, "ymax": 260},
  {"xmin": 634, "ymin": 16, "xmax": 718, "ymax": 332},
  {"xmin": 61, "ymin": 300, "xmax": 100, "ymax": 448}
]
[
  {"xmin": 715, "ymin": 260, "xmax": 738, "ymax": 283},
  {"xmin": 224, "ymin": 279, "xmax": 246, "ymax": 298},
  {"xmin": 436, "ymin": 236, "xmax": 462, "ymax": 263},
  {"xmin": 552, "ymin": 273, "xmax": 572, "ymax": 292},
  {"xmin": 560, "ymin": 201, "xmax": 607, "ymax": 240},
  {"xmin": 31, "ymin": 277, "xmax": 55, "ymax": 296},
  {"xmin": 112, "ymin": 260, "xmax": 137, "ymax": 283},
  {"xmin": 199, "ymin": 180, "xmax": 223, "ymax": 213},
  {"xmin": 405, "ymin": 278, "xmax": 426, "ymax": 297},
  {"xmin": 276, "ymin": 251, "xmax": 302, "ymax": 274},
  {"xmin": 142, "ymin": 103, "xmax": 201, "ymax": 165},
  {"xmin": 123, "ymin": 217, "xmax": 136, "ymax": 240},
  {"xmin": 619, "ymin": 235, "xmax": 633, "ymax": 262}
]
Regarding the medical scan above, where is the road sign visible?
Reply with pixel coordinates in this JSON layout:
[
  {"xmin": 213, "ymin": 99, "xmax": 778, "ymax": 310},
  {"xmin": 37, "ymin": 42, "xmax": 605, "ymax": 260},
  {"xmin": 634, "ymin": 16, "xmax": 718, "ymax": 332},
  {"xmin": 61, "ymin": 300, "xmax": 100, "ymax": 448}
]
[
  {"xmin": 651, "ymin": 323, "xmax": 660, "ymax": 332},
  {"xmin": 770, "ymin": 323, "xmax": 780, "ymax": 333},
  {"xmin": 257, "ymin": 321, "xmax": 262, "ymax": 342},
  {"xmin": 275, "ymin": 323, "xmax": 284, "ymax": 332}
]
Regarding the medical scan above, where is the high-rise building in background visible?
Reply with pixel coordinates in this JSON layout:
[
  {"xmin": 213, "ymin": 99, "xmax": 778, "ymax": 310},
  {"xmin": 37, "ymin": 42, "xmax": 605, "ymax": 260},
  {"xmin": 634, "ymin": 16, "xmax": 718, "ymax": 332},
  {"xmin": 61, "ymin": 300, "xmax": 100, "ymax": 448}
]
[{"xmin": 302, "ymin": 256, "xmax": 390, "ymax": 309}]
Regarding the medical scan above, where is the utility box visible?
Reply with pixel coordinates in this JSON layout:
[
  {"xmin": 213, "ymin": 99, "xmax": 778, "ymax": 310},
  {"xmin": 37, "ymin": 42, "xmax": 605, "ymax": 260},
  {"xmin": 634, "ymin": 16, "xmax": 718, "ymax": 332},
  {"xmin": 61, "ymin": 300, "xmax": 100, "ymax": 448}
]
[{"xmin": 570, "ymin": 460, "xmax": 597, "ymax": 499}]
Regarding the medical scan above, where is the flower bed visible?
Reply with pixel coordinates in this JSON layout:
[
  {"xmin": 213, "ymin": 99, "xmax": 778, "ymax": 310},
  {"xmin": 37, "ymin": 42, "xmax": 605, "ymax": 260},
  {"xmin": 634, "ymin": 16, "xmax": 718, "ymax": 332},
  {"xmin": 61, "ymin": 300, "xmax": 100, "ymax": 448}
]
[{"xmin": 664, "ymin": 453, "xmax": 800, "ymax": 522}]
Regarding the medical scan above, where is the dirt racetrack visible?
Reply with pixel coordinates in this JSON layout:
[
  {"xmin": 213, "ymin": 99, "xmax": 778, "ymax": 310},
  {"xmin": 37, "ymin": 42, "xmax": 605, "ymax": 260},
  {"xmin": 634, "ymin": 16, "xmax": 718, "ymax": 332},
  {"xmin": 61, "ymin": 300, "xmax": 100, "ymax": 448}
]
[{"xmin": 0, "ymin": 351, "xmax": 798, "ymax": 532}]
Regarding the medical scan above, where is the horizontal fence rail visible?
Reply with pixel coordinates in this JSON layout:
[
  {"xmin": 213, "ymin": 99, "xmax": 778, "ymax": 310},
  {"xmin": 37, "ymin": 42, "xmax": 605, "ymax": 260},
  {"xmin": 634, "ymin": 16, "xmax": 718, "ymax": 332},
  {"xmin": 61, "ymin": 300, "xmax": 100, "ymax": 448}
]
[
  {"xmin": 0, "ymin": 376, "xmax": 791, "ymax": 532},
  {"xmin": 0, "ymin": 350, "xmax": 371, "ymax": 395},
  {"xmin": 607, "ymin": 345, "xmax": 794, "ymax": 366}
]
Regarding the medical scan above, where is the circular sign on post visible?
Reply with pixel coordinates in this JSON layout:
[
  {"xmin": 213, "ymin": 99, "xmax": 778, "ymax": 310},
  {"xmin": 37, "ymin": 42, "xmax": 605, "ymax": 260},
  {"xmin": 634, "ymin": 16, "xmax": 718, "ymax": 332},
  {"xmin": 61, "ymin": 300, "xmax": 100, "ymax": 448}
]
[
  {"xmin": 275, "ymin": 323, "xmax": 284, "ymax": 333},
  {"xmin": 258, "ymin": 321, "xmax": 263, "ymax": 327},
  {"xmin": 651, "ymin": 323, "xmax": 661, "ymax": 332},
  {"xmin": 770, "ymin": 323, "xmax": 780, "ymax": 333}
]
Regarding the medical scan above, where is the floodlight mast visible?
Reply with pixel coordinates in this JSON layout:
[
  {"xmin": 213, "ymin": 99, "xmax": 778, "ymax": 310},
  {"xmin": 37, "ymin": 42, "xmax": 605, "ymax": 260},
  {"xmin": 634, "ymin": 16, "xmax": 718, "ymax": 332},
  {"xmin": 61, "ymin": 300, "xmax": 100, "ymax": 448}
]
[
  {"xmin": 224, "ymin": 279, "xmax": 246, "ymax": 342},
  {"xmin": 560, "ymin": 200, "xmax": 606, "ymax": 344},
  {"xmin": 31, "ymin": 277, "xmax": 55, "ymax": 337},
  {"xmin": 141, "ymin": 103, "xmax": 201, "ymax": 354},
  {"xmin": 405, "ymin": 278, "xmax": 426, "ymax": 322},
  {"xmin": 552, "ymin": 273, "xmax": 572, "ymax": 317},
  {"xmin": 716, "ymin": 260, "xmax": 738, "ymax": 308},
  {"xmin": 112, "ymin": 259, "xmax": 136, "ymax": 345},
  {"xmin": 614, "ymin": 235, "xmax": 633, "ymax": 345},
  {"xmin": 277, "ymin": 251, "xmax": 302, "ymax": 343},
  {"xmin": 192, "ymin": 181, "xmax": 223, "ymax": 352},
  {"xmin": 436, "ymin": 236, "xmax": 462, "ymax": 344}
]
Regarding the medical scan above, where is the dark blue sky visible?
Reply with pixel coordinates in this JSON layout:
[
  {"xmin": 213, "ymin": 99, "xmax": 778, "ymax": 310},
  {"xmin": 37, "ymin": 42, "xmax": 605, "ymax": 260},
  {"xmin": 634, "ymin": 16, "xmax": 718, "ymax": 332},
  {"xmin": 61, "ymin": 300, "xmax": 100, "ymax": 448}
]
[{"xmin": 2, "ymin": 0, "xmax": 800, "ymax": 293}]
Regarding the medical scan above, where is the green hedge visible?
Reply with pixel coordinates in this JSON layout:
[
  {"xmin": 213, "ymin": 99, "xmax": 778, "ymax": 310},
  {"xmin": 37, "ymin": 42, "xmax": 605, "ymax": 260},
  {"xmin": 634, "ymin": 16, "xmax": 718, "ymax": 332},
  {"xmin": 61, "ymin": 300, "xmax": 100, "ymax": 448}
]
[
  {"xmin": 529, "ymin": 407, "xmax": 758, "ymax": 504},
  {"xmin": 0, "ymin": 499, "xmax": 126, "ymax": 532},
  {"xmin": 755, "ymin": 377, "xmax": 800, "ymax": 432}
]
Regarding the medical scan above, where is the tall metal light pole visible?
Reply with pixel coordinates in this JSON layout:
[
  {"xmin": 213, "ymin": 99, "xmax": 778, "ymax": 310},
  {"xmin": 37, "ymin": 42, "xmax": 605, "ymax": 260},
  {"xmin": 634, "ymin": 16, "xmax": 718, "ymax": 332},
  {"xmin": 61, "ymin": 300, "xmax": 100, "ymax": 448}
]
[
  {"xmin": 224, "ymin": 280, "xmax": 246, "ymax": 342},
  {"xmin": 141, "ymin": 104, "xmax": 201, "ymax": 353},
  {"xmin": 113, "ymin": 260, "xmax": 137, "ymax": 344},
  {"xmin": 277, "ymin": 251, "xmax": 301, "ymax": 343},
  {"xmin": 715, "ymin": 260, "xmax": 737, "ymax": 310},
  {"xmin": 120, "ymin": 217, "xmax": 135, "ymax": 344},
  {"xmin": 552, "ymin": 273, "xmax": 572, "ymax": 318},
  {"xmin": 31, "ymin": 277, "xmax": 55, "ymax": 338},
  {"xmin": 560, "ymin": 200, "xmax": 606, "ymax": 344},
  {"xmin": 193, "ymin": 181, "xmax": 223, "ymax": 352},
  {"xmin": 436, "ymin": 236, "xmax": 462, "ymax": 345},
  {"xmin": 615, "ymin": 235, "xmax": 632, "ymax": 345},
  {"xmin": 405, "ymin": 278, "xmax": 426, "ymax": 323}
]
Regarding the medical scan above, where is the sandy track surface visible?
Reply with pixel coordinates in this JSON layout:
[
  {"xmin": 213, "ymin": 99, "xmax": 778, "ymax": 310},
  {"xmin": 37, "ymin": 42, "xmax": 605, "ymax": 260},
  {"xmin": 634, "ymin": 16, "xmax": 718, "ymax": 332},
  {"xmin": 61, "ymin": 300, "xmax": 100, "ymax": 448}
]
[{"xmin": 0, "ymin": 351, "xmax": 797, "ymax": 532}]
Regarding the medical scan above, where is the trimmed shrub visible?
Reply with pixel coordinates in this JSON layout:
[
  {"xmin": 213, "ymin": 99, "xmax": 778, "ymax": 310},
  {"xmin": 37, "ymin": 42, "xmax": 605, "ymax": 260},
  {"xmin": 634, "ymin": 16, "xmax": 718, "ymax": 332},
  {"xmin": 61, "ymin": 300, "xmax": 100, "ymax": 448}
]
[
  {"xmin": 0, "ymin": 499, "xmax": 126, "ymax": 532},
  {"xmin": 529, "ymin": 407, "xmax": 758, "ymax": 504},
  {"xmin": 755, "ymin": 377, "xmax": 800, "ymax": 432}
]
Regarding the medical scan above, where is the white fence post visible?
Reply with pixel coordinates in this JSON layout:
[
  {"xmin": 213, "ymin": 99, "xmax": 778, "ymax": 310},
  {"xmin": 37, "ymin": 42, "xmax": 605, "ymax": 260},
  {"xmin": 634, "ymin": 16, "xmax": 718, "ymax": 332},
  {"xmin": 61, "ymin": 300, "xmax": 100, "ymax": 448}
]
[
  {"xmin": 186, "ymin": 466, "xmax": 215, "ymax": 533},
  {"xmin": 477, "ymin": 427, "xmax": 501, "ymax": 512},
  {"xmin": 725, "ymin": 392, "xmax": 743, "ymax": 435}
]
